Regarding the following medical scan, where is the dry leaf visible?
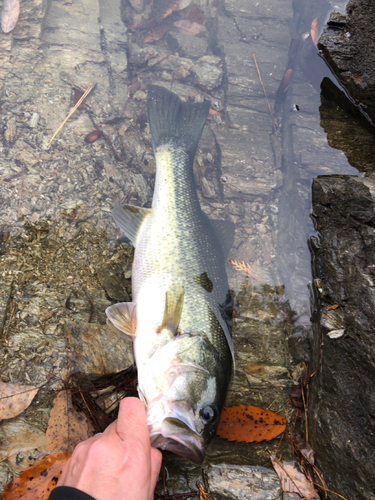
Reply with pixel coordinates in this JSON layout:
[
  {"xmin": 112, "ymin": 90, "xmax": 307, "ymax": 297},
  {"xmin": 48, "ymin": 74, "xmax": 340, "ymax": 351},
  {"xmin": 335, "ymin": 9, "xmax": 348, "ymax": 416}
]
[
  {"xmin": 46, "ymin": 390, "xmax": 91, "ymax": 453},
  {"xmin": 310, "ymin": 15, "xmax": 319, "ymax": 46},
  {"xmin": 152, "ymin": 0, "xmax": 179, "ymax": 22},
  {"xmin": 2, "ymin": 452, "xmax": 72, "ymax": 500},
  {"xmin": 7, "ymin": 432, "xmax": 48, "ymax": 473},
  {"xmin": 188, "ymin": 4, "xmax": 205, "ymax": 24},
  {"xmin": 144, "ymin": 19, "xmax": 173, "ymax": 43},
  {"xmin": 1, "ymin": 0, "xmax": 20, "ymax": 33},
  {"xmin": 217, "ymin": 404, "xmax": 286, "ymax": 442},
  {"xmin": 270, "ymin": 455, "xmax": 319, "ymax": 499},
  {"xmin": 326, "ymin": 304, "xmax": 339, "ymax": 311},
  {"xmin": 0, "ymin": 381, "xmax": 39, "ymax": 421},
  {"xmin": 173, "ymin": 19, "xmax": 206, "ymax": 36}
]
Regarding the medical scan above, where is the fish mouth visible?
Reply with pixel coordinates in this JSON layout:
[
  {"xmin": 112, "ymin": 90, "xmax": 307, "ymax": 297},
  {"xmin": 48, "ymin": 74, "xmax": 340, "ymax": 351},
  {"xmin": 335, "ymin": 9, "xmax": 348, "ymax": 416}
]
[{"xmin": 148, "ymin": 399, "xmax": 205, "ymax": 464}]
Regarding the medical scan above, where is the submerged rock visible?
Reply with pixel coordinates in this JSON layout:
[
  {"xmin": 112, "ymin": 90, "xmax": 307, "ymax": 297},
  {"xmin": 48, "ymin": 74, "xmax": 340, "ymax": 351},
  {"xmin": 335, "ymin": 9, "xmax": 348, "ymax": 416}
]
[
  {"xmin": 309, "ymin": 175, "xmax": 375, "ymax": 500},
  {"xmin": 205, "ymin": 464, "xmax": 282, "ymax": 500}
]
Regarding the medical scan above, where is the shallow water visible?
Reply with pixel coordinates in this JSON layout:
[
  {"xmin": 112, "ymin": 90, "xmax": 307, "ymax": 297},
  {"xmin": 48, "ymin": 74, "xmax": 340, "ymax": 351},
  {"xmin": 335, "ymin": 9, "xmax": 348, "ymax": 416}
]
[{"xmin": 0, "ymin": 0, "xmax": 372, "ymax": 494}]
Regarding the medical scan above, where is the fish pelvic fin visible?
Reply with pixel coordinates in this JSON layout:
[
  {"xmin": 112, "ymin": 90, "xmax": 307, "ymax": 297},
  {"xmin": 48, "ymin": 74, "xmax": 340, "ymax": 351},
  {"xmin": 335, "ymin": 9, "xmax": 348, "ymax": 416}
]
[
  {"xmin": 157, "ymin": 284, "xmax": 185, "ymax": 336},
  {"xmin": 112, "ymin": 205, "xmax": 151, "ymax": 246},
  {"xmin": 106, "ymin": 302, "xmax": 137, "ymax": 341},
  {"xmin": 147, "ymin": 85, "xmax": 210, "ymax": 163}
]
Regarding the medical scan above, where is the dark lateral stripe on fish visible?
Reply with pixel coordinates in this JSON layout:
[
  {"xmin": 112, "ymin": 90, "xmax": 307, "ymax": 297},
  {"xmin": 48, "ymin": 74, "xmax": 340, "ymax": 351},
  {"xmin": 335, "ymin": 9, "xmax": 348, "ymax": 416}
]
[{"xmin": 147, "ymin": 85, "xmax": 210, "ymax": 162}]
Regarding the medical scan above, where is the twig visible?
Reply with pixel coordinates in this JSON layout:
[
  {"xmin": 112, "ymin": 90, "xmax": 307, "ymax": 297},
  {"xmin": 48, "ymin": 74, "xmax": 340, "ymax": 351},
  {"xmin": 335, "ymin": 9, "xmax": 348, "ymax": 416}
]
[
  {"xmin": 196, "ymin": 482, "xmax": 209, "ymax": 500},
  {"xmin": 17, "ymin": 165, "xmax": 25, "ymax": 219},
  {"xmin": 49, "ymin": 86, "xmax": 93, "ymax": 145},
  {"xmin": 301, "ymin": 384, "xmax": 308, "ymax": 442},
  {"xmin": 314, "ymin": 482, "xmax": 348, "ymax": 500},
  {"xmin": 0, "ymin": 179, "xmax": 16, "ymax": 186},
  {"xmin": 3, "ymin": 303, "xmax": 15, "ymax": 340},
  {"xmin": 142, "ymin": 46, "xmax": 180, "ymax": 72},
  {"xmin": 310, "ymin": 325, "xmax": 323, "ymax": 379},
  {"xmin": 253, "ymin": 53, "xmax": 277, "ymax": 135}
]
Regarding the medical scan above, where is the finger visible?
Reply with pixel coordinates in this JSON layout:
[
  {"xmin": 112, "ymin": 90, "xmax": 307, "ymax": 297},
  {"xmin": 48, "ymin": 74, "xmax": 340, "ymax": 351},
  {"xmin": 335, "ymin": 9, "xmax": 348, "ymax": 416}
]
[
  {"xmin": 148, "ymin": 447, "xmax": 162, "ymax": 500},
  {"xmin": 57, "ymin": 434, "xmax": 104, "ymax": 486},
  {"xmin": 116, "ymin": 397, "xmax": 149, "ymax": 447}
]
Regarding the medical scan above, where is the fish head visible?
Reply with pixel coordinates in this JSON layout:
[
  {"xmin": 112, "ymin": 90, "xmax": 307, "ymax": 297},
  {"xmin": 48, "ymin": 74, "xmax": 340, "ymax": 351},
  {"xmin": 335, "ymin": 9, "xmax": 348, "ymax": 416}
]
[{"xmin": 145, "ymin": 335, "xmax": 231, "ymax": 464}]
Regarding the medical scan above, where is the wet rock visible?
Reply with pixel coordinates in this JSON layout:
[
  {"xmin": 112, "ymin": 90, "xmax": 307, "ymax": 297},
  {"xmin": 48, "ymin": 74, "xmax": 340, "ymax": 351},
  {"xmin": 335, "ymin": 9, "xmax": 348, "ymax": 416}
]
[
  {"xmin": 66, "ymin": 321, "xmax": 134, "ymax": 377},
  {"xmin": 318, "ymin": 0, "xmax": 375, "ymax": 125},
  {"xmin": 309, "ymin": 175, "xmax": 375, "ymax": 500},
  {"xmin": 166, "ymin": 32, "xmax": 208, "ymax": 59},
  {"xmin": 205, "ymin": 464, "xmax": 282, "ymax": 500},
  {"xmin": 190, "ymin": 56, "xmax": 223, "ymax": 90}
]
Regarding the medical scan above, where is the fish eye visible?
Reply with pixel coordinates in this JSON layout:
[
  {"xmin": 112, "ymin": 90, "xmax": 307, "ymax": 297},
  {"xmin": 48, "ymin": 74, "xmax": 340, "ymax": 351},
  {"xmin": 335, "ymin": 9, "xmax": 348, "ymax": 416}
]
[{"xmin": 201, "ymin": 405, "xmax": 216, "ymax": 423}]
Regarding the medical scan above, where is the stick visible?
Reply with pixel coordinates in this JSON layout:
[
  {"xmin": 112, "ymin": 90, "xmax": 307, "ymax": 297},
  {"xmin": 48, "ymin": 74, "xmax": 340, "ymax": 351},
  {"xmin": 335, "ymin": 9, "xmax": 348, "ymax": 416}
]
[
  {"xmin": 17, "ymin": 165, "xmax": 25, "ymax": 219},
  {"xmin": 253, "ymin": 53, "xmax": 277, "ymax": 135},
  {"xmin": 49, "ymin": 86, "xmax": 93, "ymax": 145}
]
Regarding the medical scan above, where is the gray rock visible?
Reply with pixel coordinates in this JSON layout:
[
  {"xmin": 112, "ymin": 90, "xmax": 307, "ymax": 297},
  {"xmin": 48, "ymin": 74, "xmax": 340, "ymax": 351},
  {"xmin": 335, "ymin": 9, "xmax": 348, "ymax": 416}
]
[
  {"xmin": 190, "ymin": 56, "xmax": 223, "ymax": 90},
  {"xmin": 318, "ymin": 0, "xmax": 375, "ymax": 124},
  {"xmin": 206, "ymin": 464, "xmax": 282, "ymax": 500},
  {"xmin": 66, "ymin": 321, "xmax": 134, "ymax": 377},
  {"xmin": 309, "ymin": 175, "xmax": 375, "ymax": 500}
]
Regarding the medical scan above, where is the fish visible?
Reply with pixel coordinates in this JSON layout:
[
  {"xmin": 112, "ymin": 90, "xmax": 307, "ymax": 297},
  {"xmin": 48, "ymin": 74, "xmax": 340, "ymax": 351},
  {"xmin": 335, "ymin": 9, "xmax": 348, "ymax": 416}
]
[{"xmin": 106, "ymin": 85, "xmax": 234, "ymax": 464}]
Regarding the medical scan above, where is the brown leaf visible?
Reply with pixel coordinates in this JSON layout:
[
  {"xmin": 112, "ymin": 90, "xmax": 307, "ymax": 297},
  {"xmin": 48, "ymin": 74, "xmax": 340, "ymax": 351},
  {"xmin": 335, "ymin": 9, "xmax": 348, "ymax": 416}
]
[
  {"xmin": 152, "ymin": 0, "xmax": 179, "ymax": 22},
  {"xmin": 189, "ymin": 4, "xmax": 205, "ymax": 24},
  {"xmin": 2, "ymin": 452, "xmax": 72, "ymax": 500},
  {"xmin": 144, "ymin": 19, "xmax": 173, "ymax": 43},
  {"xmin": 7, "ymin": 432, "xmax": 48, "ymax": 473},
  {"xmin": 217, "ymin": 404, "xmax": 286, "ymax": 442},
  {"xmin": 270, "ymin": 455, "xmax": 319, "ymax": 499},
  {"xmin": 0, "ymin": 381, "xmax": 39, "ymax": 421},
  {"xmin": 173, "ymin": 19, "xmax": 206, "ymax": 36},
  {"xmin": 46, "ymin": 390, "xmax": 91, "ymax": 454},
  {"xmin": 1, "ymin": 0, "xmax": 20, "ymax": 33},
  {"xmin": 326, "ymin": 304, "xmax": 339, "ymax": 311}
]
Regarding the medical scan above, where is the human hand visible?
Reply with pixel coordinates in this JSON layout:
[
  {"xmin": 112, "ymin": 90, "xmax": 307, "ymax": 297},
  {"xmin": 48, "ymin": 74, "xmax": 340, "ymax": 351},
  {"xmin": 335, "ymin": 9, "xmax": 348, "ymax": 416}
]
[{"xmin": 57, "ymin": 397, "xmax": 162, "ymax": 500}]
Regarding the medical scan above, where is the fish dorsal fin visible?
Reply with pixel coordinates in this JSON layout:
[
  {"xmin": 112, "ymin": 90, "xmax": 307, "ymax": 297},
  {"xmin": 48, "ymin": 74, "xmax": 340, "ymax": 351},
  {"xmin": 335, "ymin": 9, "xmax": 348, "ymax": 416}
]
[
  {"xmin": 105, "ymin": 302, "xmax": 137, "ymax": 341},
  {"xmin": 157, "ymin": 284, "xmax": 185, "ymax": 335},
  {"xmin": 112, "ymin": 204, "xmax": 151, "ymax": 246},
  {"xmin": 210, "ymin": 218, "xmax": 235, "ymax": 258},
  {"xmin": 147, "ymin": 85, "xmax": 210, "ymax": 162}
]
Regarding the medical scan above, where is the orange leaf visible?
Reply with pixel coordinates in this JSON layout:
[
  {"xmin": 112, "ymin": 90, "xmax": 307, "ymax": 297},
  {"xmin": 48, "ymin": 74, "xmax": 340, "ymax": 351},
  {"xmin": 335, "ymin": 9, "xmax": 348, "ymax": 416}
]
[
  {"xmin": 2, "ymin": 452, "xmax": 72, "ymax": 500},
  {"xmin": 217, "ymin": 404, "xmax": 286, "ymax": 442},
  {"xmin": 310, "ymin": 15, "xmax": 319, "ymax": 46}
]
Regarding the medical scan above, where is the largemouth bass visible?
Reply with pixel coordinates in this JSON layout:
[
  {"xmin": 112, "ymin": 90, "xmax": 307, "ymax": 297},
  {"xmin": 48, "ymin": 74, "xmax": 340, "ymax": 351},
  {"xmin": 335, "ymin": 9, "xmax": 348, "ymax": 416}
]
[{"xmin": 106, "ymin": 85, "xmax": 234, "ymax": 464}]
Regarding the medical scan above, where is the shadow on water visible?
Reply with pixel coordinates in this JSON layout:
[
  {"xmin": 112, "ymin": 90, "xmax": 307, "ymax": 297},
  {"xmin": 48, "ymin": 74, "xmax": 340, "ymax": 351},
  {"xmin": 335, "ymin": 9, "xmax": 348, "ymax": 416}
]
[{"xmin": 0, "ymin": 0, "xmax": 374, "ymax": 496}]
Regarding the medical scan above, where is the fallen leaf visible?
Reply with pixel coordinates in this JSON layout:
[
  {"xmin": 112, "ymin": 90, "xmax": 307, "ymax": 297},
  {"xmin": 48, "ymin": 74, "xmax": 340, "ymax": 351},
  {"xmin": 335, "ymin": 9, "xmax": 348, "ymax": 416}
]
[
  {"xmin": 326, "ymin": 304, "xmax": 339, "ymax": 311},
  {"xmin": 270, "ymin": 455, "xmax": 319, "ymax": 499},
  {"xmin": 208, "ymin": 108, "xmax": 222, "ymax": 118},
  {"xmin": 1, "ymin": 452, "xmax": 72, "ymax": 500},
  {"xmin": 188, "ymin": 4, "xmax": 205, "ymax": 24},
  {"xmin": 310, "ymin": 15, "xmax": 319, "ymax": 46},
  {"xmin": 217, "ymin": 404, "xmax": 286, "ymax": 442},
  {"xmin": 46, "ymin": 390, "xmax": 91, "ymax": 453},
  {"xmin": 173, "ymin": 19, "xmax": 206, "ymax": 36},
  {"xmin": 152, "ymin": 0, "xmax": 179, "ymax": 22},
  {"xmin": 144, "ymin": 19, "xmax": 173, "ymax": 43},
  {"xmin": 0, "ymin": 381, "xmax": 39, "ymax": 421},
  {"xmin": 1, "ymin": 0, "xmax": 20, "ymax": 33},
  {"xmin": 7, "ymin": 432, "xmax": 48, "ymax": 473}
]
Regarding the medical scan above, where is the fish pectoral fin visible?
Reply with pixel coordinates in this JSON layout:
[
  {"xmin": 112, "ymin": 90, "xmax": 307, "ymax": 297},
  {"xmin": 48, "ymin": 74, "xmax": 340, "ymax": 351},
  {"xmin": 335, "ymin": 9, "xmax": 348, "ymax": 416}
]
[
  {"xmin": 112, "ymin": 205, "xmax": 151, "ymax": 246},
  {"xmin": 106, "ymin": 302, "xmax": 137, "ymax": 341},
  {"xmin": 157, "ymin": 284, "xmax": 185, "ymax": 336}
]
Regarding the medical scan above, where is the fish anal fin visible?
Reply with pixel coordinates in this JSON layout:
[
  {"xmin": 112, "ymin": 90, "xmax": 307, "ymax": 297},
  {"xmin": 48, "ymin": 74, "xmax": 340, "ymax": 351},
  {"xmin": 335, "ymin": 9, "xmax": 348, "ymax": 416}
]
[
  {"xmin": 106, "ymin": 302, "xmax": 137, "ymax": 341},
  {"xmin": 112, "ymin": 205, "xmax": 151, "ymax": 246}
]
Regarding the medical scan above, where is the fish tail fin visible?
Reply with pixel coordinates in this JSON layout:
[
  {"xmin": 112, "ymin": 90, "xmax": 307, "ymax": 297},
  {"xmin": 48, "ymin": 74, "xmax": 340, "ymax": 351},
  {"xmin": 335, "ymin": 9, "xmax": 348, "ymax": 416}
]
[{"xmin": 147, "ymin": 85, "xmax": 210, "ymax": 161}]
